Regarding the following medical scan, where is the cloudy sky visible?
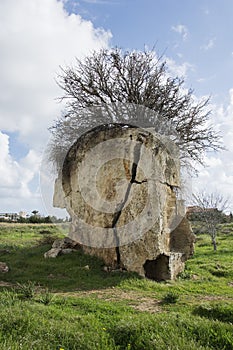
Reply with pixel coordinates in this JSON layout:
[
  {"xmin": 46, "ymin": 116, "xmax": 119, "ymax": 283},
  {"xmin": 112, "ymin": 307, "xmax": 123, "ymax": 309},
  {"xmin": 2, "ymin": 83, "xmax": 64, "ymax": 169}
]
[{"xmin": 0, "ymin": 0, "xmax": 233, "ymax": 216}]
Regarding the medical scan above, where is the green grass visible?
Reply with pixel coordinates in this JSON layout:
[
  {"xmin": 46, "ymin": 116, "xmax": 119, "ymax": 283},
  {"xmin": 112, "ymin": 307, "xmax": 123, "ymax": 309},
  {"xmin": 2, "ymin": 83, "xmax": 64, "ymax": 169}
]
[{"xmin": 0, "ymin": 222, "xmax": 233, "ymax": 349}]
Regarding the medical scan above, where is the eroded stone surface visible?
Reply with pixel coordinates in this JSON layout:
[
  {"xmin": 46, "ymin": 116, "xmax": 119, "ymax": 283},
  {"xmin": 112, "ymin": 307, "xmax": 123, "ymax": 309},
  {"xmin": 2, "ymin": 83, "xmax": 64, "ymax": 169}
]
[
  {"xmin": 53, "ymin": 124, "xmax": 195, "ymax": 280},
  {"xmin": 44, "ymin": 237, "xmax": 82, "ymax": 258}
]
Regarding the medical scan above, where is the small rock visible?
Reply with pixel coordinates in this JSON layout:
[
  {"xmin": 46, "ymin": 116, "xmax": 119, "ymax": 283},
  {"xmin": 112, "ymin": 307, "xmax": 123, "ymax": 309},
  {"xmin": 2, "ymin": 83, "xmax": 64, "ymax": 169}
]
[
  {"xmin": 0, "ymin": 262, "xmax": 9, "ymax": 273},
  {"xmin": 83, "ymin": 265, "xmax": 90, "ymax": 270},
  {"xmin": 44, "ymin": 248, "xmax": 61, "ymax": 258},
  {"xmin": 52, "ymin": 237, "xmax": 81, "ymax": 250},
  {"xmin": 44, "ymin": 237, "xmax": 82, "ymax": 258},
  {"xmin": 192, "ymin": 274, "xmax": 199, "ymax": 280}
]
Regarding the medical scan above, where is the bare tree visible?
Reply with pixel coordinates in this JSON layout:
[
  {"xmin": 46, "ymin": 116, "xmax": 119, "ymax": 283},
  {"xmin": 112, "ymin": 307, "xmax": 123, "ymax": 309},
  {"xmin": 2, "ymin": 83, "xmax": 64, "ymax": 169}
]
[
  {"xmin": 192, "ymin": 192, "xmax": 230, "ymax": 251},
  {"xmin": 49, "ymin": 48, "xmax": 222, "ymax": 169}
]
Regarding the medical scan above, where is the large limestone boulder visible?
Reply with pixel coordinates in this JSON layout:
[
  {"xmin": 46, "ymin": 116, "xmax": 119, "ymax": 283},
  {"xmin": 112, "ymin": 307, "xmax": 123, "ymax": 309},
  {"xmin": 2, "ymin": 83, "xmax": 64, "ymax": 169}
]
[{"xmin": 54, "ymin": 124, "xmax": 195, "ymax": 280}]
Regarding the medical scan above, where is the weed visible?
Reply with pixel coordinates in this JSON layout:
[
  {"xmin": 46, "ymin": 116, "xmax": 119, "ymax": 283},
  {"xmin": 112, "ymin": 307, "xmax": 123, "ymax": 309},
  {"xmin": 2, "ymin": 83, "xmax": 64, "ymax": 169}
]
[
  {"xmin": 162, "ymin": 291, "xmax": 179, "ymax": 304},
  {"xmin": 16, "ymin": 281, "xmax": 36, "ymax": 299},
  {"xmin": 178, "ymin": 270, "xmax": 192, "ymax": 280},
  {"xmin": 0, "ymin": 288, "xmax": 19, "ymax": 306},
  {"xmin": 38, "ymin": 288, "xmax": 54, "ymax": 305}
]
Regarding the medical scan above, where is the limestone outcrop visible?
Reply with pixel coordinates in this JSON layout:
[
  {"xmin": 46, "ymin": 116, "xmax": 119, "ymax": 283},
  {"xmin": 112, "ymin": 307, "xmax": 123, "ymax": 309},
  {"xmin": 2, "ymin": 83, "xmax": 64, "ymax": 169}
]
[
  {"xmin": 53, "ymin": 124, "xmax": 195, "ymax": 281},
  {"xmin": 44, "ymin": 237, "xmax": 81, "ymax": 258}
]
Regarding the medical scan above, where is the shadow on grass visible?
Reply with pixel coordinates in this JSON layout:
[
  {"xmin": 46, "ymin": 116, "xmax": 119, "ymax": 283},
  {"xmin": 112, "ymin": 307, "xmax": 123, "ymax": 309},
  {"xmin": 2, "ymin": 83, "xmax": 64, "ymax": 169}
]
[
  {"xmin": 193, "ymin": 303, "xmax": 233, "ymax": 324},
  {"xmin": 0, "ymin": 242, "xmax": 140, "ymax": 292}
]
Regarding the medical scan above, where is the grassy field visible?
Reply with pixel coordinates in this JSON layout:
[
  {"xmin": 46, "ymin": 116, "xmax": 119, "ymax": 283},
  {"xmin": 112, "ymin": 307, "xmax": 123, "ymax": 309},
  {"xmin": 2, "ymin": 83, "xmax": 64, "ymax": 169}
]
[{"xmin": 0, "ymin": 222, "xmax": 233, "ymax": 349}]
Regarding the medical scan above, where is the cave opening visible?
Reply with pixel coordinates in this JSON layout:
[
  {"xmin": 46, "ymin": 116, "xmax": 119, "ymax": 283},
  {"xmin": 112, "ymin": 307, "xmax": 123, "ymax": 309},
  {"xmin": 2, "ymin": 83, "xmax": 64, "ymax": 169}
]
[{"xmin": 143, "ymin": 254, "xmax": 170, "ymax": 281}]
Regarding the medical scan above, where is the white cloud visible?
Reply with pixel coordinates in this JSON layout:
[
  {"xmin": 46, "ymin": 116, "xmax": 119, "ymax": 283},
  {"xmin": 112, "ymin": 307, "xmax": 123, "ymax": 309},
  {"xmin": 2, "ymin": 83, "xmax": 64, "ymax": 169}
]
[
  {"xmin": 0, "ymin": 0, "xmax": 111, "ymax": 213},
  {"xmin": 166, "ymin": 57, "xmax": 194, "ymax": 79},
  {"xmin": 171, "ymin": 24, "xmax": 188, "ymax": 41},
  {"xmin": 196, "ymin": 77, "xmax": 206, "ymax": 83},
  {"xmin": 201, "ymin": 6, "xmax": 210, "ymax": 16},
  {"xmin": 0, "ymin": 132, "xmax": 19, "ymax": 188},
  {"xmin": 0, "ymin": 0, "xmax": 111, "ymax": 149},
  {"xmin": 0, "ymin": 131, "xmax": 42, "ymax": 212},
  {"xmin": 192, "ymin": 89, "xmax": 233, "ymax": 212},
  {"xmin": 201, "ymin": 38, "xmax": 216, "ymax": 51}
]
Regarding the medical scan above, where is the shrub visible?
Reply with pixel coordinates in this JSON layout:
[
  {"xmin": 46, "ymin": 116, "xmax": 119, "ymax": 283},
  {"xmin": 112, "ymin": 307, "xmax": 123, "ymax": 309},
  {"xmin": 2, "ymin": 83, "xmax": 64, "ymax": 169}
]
[
  {"xmin": 16, "ymin": 281, "xmax": 36, "ymax": 299},
  {"xmin": 162, "ymin": 291, "xmax": 179, "ymax": 304},
  {"xmin": 178, "ymin": 270, "xmax": 192, "ymax": 280},
  {"xmin": 38, "ymin": 288, "xmax": 54, "ymax": 305}
]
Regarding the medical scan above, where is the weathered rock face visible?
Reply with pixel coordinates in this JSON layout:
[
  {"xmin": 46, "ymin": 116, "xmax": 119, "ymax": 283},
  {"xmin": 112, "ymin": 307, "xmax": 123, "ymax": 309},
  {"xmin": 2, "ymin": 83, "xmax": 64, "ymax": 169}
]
[
  {"xmin": 54, "ymin": 124, "xmax": 195, "ymax": 281},
  {"xmin": 44, "ymin": 237, "xmax": 81, "ymax": 258}
]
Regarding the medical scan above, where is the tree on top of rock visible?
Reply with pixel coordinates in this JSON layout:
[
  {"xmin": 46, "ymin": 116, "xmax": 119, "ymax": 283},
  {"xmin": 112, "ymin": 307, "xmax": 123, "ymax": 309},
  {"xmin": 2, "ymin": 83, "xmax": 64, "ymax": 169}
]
[{"xmin": 49, "ymin": 48, "xmax": 222, "ymax": 169}]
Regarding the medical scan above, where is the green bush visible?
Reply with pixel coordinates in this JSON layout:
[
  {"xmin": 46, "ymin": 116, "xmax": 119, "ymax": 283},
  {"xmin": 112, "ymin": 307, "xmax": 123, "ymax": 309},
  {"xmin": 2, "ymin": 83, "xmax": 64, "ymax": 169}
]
[
  {"xmin": 38, "ymin": 288, "xmax": 55, "ymax": 305},
  {"xmin": 16, "ymin": 281, "xmax": 36, "ymax": 299},
  {"xmin": 161, "ymin": 291, "xmax": 179, "ymax": 304}
]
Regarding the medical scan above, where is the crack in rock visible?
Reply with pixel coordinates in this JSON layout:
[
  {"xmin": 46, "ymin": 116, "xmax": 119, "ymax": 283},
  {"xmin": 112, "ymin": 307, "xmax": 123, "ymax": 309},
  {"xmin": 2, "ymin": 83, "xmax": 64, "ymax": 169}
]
[{"xmin": 112, "ymin": 138, "xmax": 145, "ymax": 266}]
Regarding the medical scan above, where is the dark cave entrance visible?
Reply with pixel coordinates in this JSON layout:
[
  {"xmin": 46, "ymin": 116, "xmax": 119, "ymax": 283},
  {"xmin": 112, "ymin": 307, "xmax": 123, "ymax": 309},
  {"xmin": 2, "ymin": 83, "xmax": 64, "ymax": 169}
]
[{"xmin": 143, "ymin": 254, "xmax": 170, "ymax": 281}]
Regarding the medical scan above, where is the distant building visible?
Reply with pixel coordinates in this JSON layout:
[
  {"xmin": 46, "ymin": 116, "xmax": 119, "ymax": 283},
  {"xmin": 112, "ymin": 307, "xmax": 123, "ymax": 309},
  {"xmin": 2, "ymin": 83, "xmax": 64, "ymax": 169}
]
[
  {"xmin": 0, "ymin": 211, "xmax": 29, "ymax": 222},
  {"xmin": 0, "ymin": 213, "xmax": 19, "ymax": 221},
  {"xmin": 186, "ymin": 206, "xmax": 218, "ymax": 214},
  {"xmin": 186, "ymin": 206, "xmax": 202, "ymax": 214},
  {"xmin": 186, "ymin": 206, "xmax": 220, "ymax": 221}
]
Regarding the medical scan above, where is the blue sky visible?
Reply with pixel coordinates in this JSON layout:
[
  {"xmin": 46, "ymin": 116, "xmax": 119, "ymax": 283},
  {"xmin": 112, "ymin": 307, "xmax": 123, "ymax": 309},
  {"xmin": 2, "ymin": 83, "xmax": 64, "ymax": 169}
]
[
  {"xmin": 66, "ymin": 0, "xmax": 233, "ymax": 100},
  {"xmin": 0, "ymin": 0, "xmax": 233, "ymax": 215}
]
